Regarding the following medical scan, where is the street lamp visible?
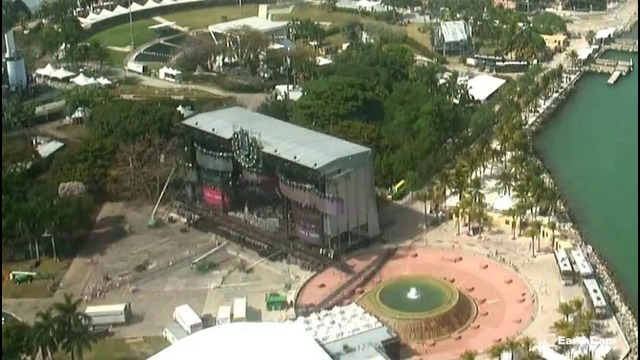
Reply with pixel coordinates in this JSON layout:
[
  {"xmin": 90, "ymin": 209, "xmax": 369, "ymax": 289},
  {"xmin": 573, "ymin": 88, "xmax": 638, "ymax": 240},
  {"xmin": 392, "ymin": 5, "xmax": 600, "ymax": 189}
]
[{"xmin": 42, "ymin": 229, "xmax": 58, "ymax": 261}]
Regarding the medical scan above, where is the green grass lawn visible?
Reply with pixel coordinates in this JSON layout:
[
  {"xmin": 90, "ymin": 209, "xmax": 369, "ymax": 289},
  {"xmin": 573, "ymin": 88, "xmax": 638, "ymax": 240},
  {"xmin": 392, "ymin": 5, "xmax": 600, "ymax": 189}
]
[
  {"xmin": 54, "ymin": 337, "xmax": 169, "ymax": 360},
  {"xmin": 162, "ymin": 4, "xmax": 259, "ymax": 30},
  {"xmin": 107, "ymin": 49, "xmax": 128, "ymax": 66},
  {"xmin": 2, "ymin": 258, "xmax": 71, "ymax": 298},
  {"xmin": 88, "ymin": 19, "xmax": 158, "ymax": 48}
]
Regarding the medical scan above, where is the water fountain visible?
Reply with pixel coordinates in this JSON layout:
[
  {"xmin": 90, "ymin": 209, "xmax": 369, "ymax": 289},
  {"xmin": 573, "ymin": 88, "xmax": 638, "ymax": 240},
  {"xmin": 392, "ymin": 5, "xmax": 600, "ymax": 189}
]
[
  {"xmin": 407, "ymin": 287, "xmax": 421, "ymax": 300},
  {"xmin": 359, "ymin": 276, "xmax": 477, "ymax": 342}
]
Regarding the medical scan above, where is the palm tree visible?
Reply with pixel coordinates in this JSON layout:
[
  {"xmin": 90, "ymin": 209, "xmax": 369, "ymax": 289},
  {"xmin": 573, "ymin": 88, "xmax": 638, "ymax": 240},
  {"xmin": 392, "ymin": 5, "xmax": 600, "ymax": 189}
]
[
  {"xmin": 519, "ymin": 336, "xmax": 540, "ymax": 360},
  {"xmin": 32, "ymin": 309, "xmax": 59, "ymax": 360},
  {"xmin": 53, "ymin": 293, "xmax": 94, "ymax": 360},
  {"xmin": 531, "ymin": 220, "xmax": 542, "ymax": 252},
  {"xmin": 504, "ymin": 337, "xmax": 521, "ymax": 360},
  {"xmin": 489, "ymin": 342, "xmax": 506, "ymax": 359},
  {"xmin": 569, "ymin": 298, "xmax": 584, "ymax": 313},
  {"xmin": 577, "ymin": 309, "xmax": 595, "ymax": 340},
  {"xmin": 451, "ymin": 204, "xmax": 462, "ymax": 235},
  {"xmin": 460, "ymin": 350, "xmax": 478, "ymax": 360},
  {"xmin": 558, "ymin": 301, "xmax": 574, "ymax": 321},
  {"xmin": 496, "ymin": 168, "xmax": 514, "ymax": 195},
  {"xmin": 505, "ymin": 208, "xmax": 518, "ymax": 240},
  {"xmin": 567, "ymin": 50, "xmax": 578, "ymax": 70},
  {"xmin": 547, "ymin": 221, "xmax": 557, "ymax": 250},
  {"xmin": 524, "ymin": 227, "xmax": 537, "ymax": 257}
]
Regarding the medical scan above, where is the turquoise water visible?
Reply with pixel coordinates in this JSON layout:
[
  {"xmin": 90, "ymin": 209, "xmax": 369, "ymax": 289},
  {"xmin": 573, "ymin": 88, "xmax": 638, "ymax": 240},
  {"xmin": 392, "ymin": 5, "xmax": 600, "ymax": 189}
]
[
  {"xmin": 378, "ymin": 278, "xmax": 449, "ymax": 313},
  {"xmin": 536, "ymin": 28, "xmax": 639, "ymax": 313}
]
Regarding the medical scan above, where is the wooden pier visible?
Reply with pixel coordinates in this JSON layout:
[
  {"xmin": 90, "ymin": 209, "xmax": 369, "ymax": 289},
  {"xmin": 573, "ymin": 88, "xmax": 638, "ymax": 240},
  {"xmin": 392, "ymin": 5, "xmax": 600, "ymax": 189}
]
[
  {"xmin": 607, "ymin": 71, "xmax": 621, "ymax": 85},
  {"xmin": 603, "ymin": 39, "xmax": 639, "ymax": 53}
]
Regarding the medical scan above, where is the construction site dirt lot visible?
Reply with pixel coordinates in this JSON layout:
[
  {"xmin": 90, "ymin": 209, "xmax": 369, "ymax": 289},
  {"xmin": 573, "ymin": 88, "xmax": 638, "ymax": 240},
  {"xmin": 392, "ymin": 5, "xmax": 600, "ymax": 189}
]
[{"xmin": 77, "ymin": 202, "xmax": 312, "ymax": 338}]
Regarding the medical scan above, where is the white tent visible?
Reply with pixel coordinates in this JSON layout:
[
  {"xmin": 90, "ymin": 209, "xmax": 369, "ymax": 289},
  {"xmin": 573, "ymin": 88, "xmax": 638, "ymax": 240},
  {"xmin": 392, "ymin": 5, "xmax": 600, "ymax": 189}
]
[
  {"xmin": 96, "ymin": 77, "xmax": 113, "ymax": 86},
  {"xmin": 71, "ymin": 73, "xmax": 98, "ymax": 86},
  {"xmin": 35, "ymin": 64, "xmax": 56, "ymax": 77},
  {"xmin": 355, "ymin": 0, "xmax": 381, "ymax": 9},
  {"xmin": 51, "ymin": 67, "xmax": 76, "ymax": 80},
  {"xmin": 130, "ymin": 2, "xmax": 145, "ymax": 10},
  {"xmin": 493, "ymin": 194, "xmax": 514, "ymax": 212},
  {"xmin": 111, "ymin": 5, "xmax": 129, "ymax": 15}
]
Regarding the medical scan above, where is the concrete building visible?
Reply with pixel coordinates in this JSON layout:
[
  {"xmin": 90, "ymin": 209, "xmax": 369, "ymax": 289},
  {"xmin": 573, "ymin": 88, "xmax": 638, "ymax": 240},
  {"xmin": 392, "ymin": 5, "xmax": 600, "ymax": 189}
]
[
  {"xmin": 181, "ymin": 107, "xmax": 381, "ymax": 250},
  {"xmin": 541, "ymin": 34, "xmax": 569, "ymax": 52}
]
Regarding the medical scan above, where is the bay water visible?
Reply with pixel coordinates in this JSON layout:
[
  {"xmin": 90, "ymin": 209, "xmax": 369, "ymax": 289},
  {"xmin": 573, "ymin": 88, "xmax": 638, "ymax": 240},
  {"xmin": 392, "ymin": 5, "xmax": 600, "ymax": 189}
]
[{"xmin": 536, "ymin": 26, "xmax": 639, "ymax": 313}]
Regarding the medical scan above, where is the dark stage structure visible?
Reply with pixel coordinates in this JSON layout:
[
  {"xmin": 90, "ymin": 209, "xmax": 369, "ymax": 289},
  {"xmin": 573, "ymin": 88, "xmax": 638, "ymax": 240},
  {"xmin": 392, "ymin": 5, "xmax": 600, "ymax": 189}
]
[{"xmin": 178, "ymin": 107, "xmax": 381, "ymax": 270}]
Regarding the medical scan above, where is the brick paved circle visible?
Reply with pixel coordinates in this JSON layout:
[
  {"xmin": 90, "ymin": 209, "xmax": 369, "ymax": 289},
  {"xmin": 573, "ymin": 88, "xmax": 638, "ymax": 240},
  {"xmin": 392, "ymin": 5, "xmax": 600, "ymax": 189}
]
[{"xmin": 296, "ymin": 247, "xmax": 536, "ymax": 360}]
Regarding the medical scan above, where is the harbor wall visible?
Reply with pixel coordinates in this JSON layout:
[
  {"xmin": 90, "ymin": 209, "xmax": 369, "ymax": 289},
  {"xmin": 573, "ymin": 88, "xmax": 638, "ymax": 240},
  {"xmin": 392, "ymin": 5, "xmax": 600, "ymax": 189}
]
[{"xmin": 528, "ymin": 57, "xmax": 638, "ymax": 360}]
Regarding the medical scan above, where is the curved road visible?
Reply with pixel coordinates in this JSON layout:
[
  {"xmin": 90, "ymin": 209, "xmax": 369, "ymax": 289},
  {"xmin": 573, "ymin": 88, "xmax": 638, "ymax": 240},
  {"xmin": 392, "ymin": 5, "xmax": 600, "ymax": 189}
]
[{"xmin": 121, "ymin": 33, "xmax": 268, "ymax": 109}]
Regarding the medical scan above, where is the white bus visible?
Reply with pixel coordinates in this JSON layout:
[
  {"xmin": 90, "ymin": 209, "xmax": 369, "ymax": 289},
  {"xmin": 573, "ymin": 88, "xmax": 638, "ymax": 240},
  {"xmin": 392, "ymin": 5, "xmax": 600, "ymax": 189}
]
[
  {"xmin": 232, "ymin": 297, "xmax": 247, "ymax": 322},
  {"xmin": 216, "ymin": 305, "xmax": 231, "ymax": 326},
  {"xmin": 582, "ymin": 278, "xmax": 608, "ymax": 318},
  {"xmin": 85, "ymin": 303, "xmax": 131, "ymax": 326},
  {"xmin": 570, "ymin": 248, "xmax": 594, "ymax": 279},
  {"xmin": 554, "ymin": 250, "xmax": 575, "ymax": 285}
]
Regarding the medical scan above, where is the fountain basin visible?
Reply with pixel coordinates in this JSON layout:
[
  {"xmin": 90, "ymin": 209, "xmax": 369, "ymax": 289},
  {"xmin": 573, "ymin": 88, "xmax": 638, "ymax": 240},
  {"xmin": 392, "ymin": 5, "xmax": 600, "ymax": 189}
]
[{"xmin": 359, "ymin": 276, "xmax": 477, "ymax": 342}]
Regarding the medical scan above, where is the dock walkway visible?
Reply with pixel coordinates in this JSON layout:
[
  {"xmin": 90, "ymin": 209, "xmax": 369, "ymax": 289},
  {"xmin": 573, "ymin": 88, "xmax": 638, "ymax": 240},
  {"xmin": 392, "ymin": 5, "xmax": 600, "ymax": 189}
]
[{"xmin": 607, "ymin": 71, "xmax": 621, "ymax": 85}]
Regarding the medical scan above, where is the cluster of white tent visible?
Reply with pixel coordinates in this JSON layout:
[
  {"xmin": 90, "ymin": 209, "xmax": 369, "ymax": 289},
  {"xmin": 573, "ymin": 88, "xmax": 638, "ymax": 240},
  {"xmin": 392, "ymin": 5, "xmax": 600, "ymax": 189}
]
[
  {"xmin": 77, "ymin": 0, "xmax": 204, "ymax": 28},
  {"xmin": 35, "ymin": 64, "xmax": 76, "ymax": 80},
  {"xmin": 70, "ymin": 73, "xmax": 113, "ymax": 87},
  {"xmin": 35, "ymin": 64, "xmax": 112, "ymax": 87}
]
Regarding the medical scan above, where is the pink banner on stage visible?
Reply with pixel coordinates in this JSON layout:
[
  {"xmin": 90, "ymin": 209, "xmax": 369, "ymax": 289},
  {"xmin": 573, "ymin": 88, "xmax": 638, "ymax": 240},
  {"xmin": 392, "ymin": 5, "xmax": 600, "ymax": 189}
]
[{"xmin": 202, "ymin": 186, "xmax": 229, "ymax": 207}]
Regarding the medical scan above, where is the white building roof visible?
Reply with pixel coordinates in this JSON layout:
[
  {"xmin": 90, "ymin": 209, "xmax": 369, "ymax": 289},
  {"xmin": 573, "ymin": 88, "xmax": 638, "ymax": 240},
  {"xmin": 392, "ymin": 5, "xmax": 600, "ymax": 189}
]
[
  {"xmin": 577, "ymin": 47, "xmax": 595, "ymax": 60},
  {"xmin": 595, "ymin": 27, "xmax": 616, "ymax": 40},
  {"xmin": 182, "ymin": 107, "xmax": 371, "ymax": 175},
  {"xmin": 85, "ymin": 303, "xmax": 128, "ymax": 314},
  {"xmin": 438, "ymin": 20, "xmax": 472, "ymax": 43},
  {"xmin": 148, "ymin": 322, "xmax": 332, "ymax": 360},
  {"xmin": 36, "ymin": 140, "xmax": 65, "ymax": 158},
  {"xmin": 467, "ymin": 74, "xmax": 506, "ymax": 102},
  {"xmin": 274, "ymin": 84, "xmax": 303, "ymax": 101},
  {"xmin": 208, "ymin": 16, "xmax": 288, "ymax": 34},
  {"xmin": 173, "ymin": 304, "xmax": 201, "ymax": 327},
  {"xmin": 290, "ymin": 304, "xmax": 385, "ymax": 344}
]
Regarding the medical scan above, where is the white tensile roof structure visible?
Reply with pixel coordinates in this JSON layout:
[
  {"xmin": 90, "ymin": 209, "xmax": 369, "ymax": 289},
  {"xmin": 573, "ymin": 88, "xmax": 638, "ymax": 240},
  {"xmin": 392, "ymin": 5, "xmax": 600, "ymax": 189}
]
[
  {"xmin": 71, "ymin": 73, "xmax": 99, "ymax": 86},
  {"xmin": 467, "ymin": 74, "xmax": 507, "ymax": 102},
  {"xmin": 147, "ymin": 322, "xmax": 332, "ymax": 360},
  {"xmin": 96, "ymin": 77, "xmax": 113, "ymax": 86},
  {"xmin": 182, "ymin": 107, "xmax": 372, "ymax": 175},
  {"xmin": 208, "ymin": 16, "xmax": 288, "ymax": 34},
  {"xmin": 35, "ymin": 64, "xmax": 55, "ymax": 77},
  {"xmin": 50, "ymin": 67, "xmax": 76, "ymax": 80},
  {"xmin": 577, "ymin": 47, "xmax": 596, "ymax": 60},
  {"xmin": 274, "ymin": 84, "xmax": 303, "ymax": 101}
]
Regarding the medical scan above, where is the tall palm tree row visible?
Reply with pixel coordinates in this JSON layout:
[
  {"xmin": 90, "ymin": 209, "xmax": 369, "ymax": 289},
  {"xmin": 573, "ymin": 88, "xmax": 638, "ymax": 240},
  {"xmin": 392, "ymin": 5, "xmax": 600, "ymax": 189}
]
[
  {"xmin": 438, "ymin": 63, "xmax": 569, "ymax": 240},
  {"xmin": 2, "ymin": 293, "xmax": 95, "ymax": 360}
]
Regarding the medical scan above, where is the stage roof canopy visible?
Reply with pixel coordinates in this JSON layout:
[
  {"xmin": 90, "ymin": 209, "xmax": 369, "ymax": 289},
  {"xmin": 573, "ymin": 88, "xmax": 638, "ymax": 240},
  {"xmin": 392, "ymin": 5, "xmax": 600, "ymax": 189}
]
[
  {"xmin": 183, "ymin": 107, "xmax": 371, "ymax": 175},
  {"xmin": 208, "ymin": 16, "xmax": 288, "ymax": 34}
]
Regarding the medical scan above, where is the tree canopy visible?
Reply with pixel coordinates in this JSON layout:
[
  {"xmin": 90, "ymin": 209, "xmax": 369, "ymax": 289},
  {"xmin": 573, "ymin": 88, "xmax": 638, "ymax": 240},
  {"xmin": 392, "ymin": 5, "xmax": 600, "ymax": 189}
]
[
  {"xmin": 531, "ymin": 12, "xmax": 568, "ymax": 35},
  {"xmin": 261, "ymin": 43, "xmax": 478, "ymax": 186}
]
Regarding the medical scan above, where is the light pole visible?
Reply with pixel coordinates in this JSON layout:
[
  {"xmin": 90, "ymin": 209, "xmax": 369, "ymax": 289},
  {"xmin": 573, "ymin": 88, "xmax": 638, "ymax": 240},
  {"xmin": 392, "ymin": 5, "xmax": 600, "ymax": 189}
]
[{"xmin": 128, "ymin": 0, "xmax": 134, "ymax": 49}]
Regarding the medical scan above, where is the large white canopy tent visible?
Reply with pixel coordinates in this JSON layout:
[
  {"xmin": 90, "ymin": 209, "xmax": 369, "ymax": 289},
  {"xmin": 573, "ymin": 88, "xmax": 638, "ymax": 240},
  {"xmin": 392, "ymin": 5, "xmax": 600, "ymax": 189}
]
[
  {"xmin": 71, "ymin": 73, "xmax": 99, "ymax": 87},
  {"xmin": 50, "ymin": 67, "xmax": 76, "ymax": 80},
  {"xmin": 35, "ymin": 64, "xmax": 56, "ymax": 77},
  {"xmin": 96, "ymin": 77, "xmax": 113, "ymax": 86}
]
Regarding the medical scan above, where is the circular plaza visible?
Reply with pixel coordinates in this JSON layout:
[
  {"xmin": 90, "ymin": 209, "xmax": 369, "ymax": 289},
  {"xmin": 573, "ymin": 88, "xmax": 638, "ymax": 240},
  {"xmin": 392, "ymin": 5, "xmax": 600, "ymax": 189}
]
[{"xmin": 296, "ymin": 247, "xmax": 536, "ymax": 360}]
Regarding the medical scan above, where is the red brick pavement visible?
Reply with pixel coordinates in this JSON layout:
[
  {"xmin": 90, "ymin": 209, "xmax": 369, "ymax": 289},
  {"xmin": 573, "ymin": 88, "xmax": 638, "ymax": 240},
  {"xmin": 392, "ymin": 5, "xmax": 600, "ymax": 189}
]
[{"xmin": 296, "ymin": 247, "xmax": 536, "ymax": 360}]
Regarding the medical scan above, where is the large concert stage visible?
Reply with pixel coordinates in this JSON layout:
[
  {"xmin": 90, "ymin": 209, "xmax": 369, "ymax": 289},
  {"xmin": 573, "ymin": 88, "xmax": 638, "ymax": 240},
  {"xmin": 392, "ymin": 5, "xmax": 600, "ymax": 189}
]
[{"xmin": 179, "ymin": 107, "xmax": 381, "ymax": 264}]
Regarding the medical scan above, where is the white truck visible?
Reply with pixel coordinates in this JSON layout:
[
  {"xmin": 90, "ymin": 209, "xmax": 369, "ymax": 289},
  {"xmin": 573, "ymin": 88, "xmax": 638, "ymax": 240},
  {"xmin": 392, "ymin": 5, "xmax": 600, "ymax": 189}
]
[
  {"xmin": 173, "ymin": 304, "xmax": 203, "ymax": 334},
  {"xmin": 84, "ymin": 303, "xmax": 131, "ymax": 326},
  {"xmin": 232, "ymin": 297, "xmax": 247, "ymax": 322},
  {"xmin": 216, "ymin": 305, "xmax": 232, "ymax": 326}
]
